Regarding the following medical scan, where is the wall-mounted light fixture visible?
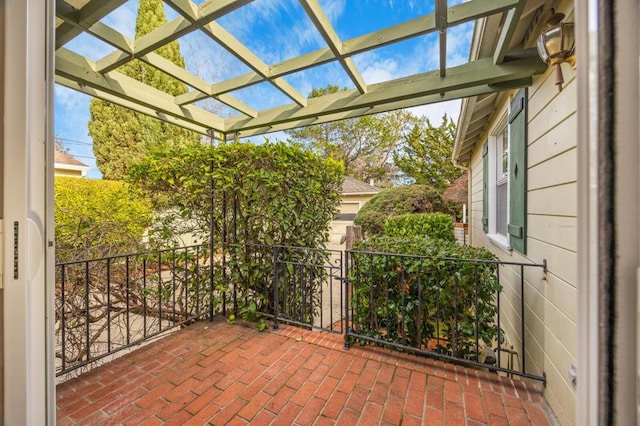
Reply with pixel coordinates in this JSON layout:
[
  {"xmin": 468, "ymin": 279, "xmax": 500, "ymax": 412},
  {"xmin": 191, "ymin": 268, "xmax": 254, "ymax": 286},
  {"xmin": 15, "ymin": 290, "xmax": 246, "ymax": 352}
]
[{"xmin": 536, "ymin": 11, "xmax": 575, "ymax": 91}]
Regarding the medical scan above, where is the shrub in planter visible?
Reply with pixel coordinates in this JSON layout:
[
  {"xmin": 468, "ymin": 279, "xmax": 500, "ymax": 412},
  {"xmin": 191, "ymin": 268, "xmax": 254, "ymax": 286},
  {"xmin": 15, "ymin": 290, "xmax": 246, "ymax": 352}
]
[
  {"xmin": 349, "ymin": 236, "xmax": 501, "ymax": 360},
  {"xmin": 382, "ymin": 212, "xmax": 455, "ymax": 242}
]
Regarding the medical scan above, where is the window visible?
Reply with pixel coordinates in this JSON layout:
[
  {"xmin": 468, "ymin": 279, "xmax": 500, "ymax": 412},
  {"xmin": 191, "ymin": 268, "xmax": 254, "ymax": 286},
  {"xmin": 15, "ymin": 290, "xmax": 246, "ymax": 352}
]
[
  {"xmin": 495, "ymin": 125, "xmax": 509, "ymax": 238},
  {"xmin": 482, "ymin": 88, "xmax": 527, "ymax": 254}
]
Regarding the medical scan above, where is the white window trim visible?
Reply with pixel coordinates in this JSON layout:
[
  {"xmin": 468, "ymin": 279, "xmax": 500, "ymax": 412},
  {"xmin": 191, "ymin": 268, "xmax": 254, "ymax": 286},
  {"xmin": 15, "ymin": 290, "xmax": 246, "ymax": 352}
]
[{"xmin": 486, "ymin": 112, "xmax": 512, "ymax": 253}]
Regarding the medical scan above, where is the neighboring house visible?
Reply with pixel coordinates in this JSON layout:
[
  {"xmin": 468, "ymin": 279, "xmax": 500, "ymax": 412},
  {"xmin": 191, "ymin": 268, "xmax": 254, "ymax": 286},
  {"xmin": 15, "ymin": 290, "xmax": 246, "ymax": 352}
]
[
  {"xmin": 328, "ymin": 176, "xmax": 380, "ymax": 250},
  {"xmin": 337, "ymin": 176, "xmax": 381, "ymax": 221},
  {"xmin": 453, "ymin": 1, "xmax": 577, "ymax": 423},
  {"xmin": 54, "ymin": 150, "xmax": 90, "ymax": 177}
]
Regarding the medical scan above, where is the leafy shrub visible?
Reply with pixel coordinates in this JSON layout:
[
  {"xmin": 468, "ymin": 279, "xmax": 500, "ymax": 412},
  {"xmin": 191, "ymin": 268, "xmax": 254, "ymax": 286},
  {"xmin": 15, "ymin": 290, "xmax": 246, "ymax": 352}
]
[
  {"xmin": 349, "ymin": 236, "xmax": 501, "ymax": 359},
  {"xmin": 128, "ymin": 141, "xmax": 343, "ymax": 249},
  {"xmin": 354, "ymin": 184, "xmax": 454, "ymax": 235},
  {"xmin": 382, "ymin": 212, "xmax": 455, "ymax": 242},
  {"xmin": 55, "ymin": 177, "xmax": 153, "ymax": 262},
  {"xmin": 128, "ymin": 141, "xmax": 344, "ymax": 319}
]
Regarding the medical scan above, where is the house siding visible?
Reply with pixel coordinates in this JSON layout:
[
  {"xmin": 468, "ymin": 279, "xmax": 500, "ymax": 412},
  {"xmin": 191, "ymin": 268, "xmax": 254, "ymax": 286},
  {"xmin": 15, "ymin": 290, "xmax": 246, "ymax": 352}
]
[
  {"xmin": 53, "ymin": 168, "xmax": 83, "ymax": 178},
  {"xmin": 468, "ymin": 44, "xmax": 577, "ymax": 426}
]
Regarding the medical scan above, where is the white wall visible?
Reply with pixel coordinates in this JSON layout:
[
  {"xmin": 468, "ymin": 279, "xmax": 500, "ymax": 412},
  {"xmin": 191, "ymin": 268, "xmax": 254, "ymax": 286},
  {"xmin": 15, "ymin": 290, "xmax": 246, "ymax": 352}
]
[{"xmin": 468, "ymin": 41, "xmax": 578, "ymax": 426}]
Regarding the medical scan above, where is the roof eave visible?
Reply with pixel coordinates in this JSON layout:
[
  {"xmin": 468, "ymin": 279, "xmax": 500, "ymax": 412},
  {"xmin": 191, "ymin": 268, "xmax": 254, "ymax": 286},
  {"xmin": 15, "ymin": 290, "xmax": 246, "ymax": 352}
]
[{"xmin": 453, "ymin": 17, "xmax": 487, "ymax": 166}]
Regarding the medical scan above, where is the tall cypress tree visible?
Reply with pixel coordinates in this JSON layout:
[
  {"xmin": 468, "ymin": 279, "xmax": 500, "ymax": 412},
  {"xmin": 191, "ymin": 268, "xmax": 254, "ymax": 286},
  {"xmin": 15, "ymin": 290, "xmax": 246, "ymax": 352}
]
[
  {"xmin": 89, "ymin": 0, "xmax": 201, "ymax": 180},
  {"xmin": 393, "ymin": 115, "xmax": 462, "ymax": 192}
]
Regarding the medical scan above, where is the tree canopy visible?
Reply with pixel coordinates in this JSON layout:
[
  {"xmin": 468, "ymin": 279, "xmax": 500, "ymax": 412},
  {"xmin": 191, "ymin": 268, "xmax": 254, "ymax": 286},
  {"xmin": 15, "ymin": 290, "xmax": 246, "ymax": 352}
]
[
  {"xmin": 393, "ymin": 115, "xmax": 462, "ymax": 192},
  {"xmin": 285, "ymin": 85, "xmax": 421, "ymax": 187},
  {"xmin": 88, "ymin": 0, "xmax": 201, "ymax": 180}
]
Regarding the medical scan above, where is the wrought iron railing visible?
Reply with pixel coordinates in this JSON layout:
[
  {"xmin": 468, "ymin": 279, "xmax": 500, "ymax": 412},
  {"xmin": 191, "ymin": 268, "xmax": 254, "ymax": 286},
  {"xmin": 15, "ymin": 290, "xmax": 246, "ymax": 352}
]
[
  {"xmin": 219, "ymin": 243, "xmax": 344, "ymax": 333},
  {"xmin": 55, "ymin": 244, "xmax": 213, "ymax": 376},
  {"xmin": 56, "ymin": 242, "xmax": 546, "ymax": 384},
  {"xmin": 344, "ymin": 249, "xmax": 547, "ymax": 384},
  {"xmin": 55, "ymin": 243, "xmax": 344, "ymax": 376}
]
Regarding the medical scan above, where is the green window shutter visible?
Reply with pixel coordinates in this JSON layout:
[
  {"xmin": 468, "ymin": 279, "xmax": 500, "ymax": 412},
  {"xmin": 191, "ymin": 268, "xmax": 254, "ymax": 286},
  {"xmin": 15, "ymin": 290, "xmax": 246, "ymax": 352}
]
[
  {"xmin": 482, "ymin": 142, "xmax": 489, "ymax": 233},
  {"xmin": 508, "ymin": 88, "xmax": 527, "ymax": 253}
]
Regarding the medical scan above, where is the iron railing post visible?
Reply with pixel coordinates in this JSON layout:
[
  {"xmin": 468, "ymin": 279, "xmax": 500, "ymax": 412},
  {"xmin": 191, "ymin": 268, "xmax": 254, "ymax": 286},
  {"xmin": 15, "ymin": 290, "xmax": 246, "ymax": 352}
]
[
  {"xmin": 273, "ymin": 246, "xmax": 279, "ymax": 330},
  {"xmin": 474, "ymin": 264, "xmax": 480, "ymax": 363},
  {"xmin": 158, "ymin": 251, "xmax": 163, "ymax": 332},
  {"xmin": 344, "ymin": 250, "xmax": 351, "ymax": 349},
  {"xmin": 106, "ymin": 258, "xmax": 111, "ymax": 353},
  {"xmin": 520, "ymin": 264, "xmax": 526, "ymax": 374},
  {"xmin": 84, "ymin": 261, "xmax": 90, "ymax": 362},
  {"xmin": 60, "ymin": 264, "xmax": 66, "ymax": 372},
  {"xmin": 209, "ymin": 186, "xmax": 215, "ymax": 322},
  {"xmin": 126, "ymin": 256, "xmax": 130, "ymax": 345}
]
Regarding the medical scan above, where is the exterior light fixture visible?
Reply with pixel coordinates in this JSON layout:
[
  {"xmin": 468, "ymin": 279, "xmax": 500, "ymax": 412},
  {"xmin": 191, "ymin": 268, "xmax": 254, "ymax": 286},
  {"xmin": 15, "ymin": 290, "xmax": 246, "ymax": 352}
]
[{"xmin": 536, "ymin": 11, "xmax": 575, "ymax": 91}]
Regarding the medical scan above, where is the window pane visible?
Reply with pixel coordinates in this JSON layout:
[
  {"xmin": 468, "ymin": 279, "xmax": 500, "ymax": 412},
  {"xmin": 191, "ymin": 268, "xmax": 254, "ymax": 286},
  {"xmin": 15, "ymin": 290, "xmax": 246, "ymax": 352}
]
[
  {"xmin": 496, "ymin": 181, "xmax": 508, "ymax": 236},
  {"xmin": 501, "ymin": 129, "xmax": 509, "ymax": 176},
  {"xmin": 496, "ymin": 127, "xmax": 508, "ymax": 182}
]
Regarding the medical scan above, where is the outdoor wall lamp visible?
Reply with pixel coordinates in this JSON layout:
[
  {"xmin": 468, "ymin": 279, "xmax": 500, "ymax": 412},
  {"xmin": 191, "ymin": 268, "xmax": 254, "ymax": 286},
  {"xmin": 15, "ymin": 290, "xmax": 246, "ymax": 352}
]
[{"xmin": 536, "ymin": 11, "xmax": 575, "ymax": 92}]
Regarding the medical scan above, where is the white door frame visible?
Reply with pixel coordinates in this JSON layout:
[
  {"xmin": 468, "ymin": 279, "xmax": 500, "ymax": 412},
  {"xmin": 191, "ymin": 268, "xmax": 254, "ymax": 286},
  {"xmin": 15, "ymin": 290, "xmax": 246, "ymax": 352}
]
[
  {"xmin": 3, "ymin": 0, "xmax": 55, "ymax": 424},
  {"xmin": 2, "ymin": 0, "xmax": 638, "ymax": 425},
  {"xmin": 576, "ymin": 1, "xmax": 639, "ymax": 424}
]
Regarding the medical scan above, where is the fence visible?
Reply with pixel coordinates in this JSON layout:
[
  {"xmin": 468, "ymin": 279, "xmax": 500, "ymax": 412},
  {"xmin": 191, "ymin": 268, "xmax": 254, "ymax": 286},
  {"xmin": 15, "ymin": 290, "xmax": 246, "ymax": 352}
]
[
  {"xmin": 55, "ymin": 244, "xmax": 213, "ymax": 376},
  {"xmin": 55, "ymin": 243, "xmax": 344, "ymax": 376},
  {"xmin": 215, "ymin": 243, "xmax": 344, "ymax": 333},
  {"xmin": 344, "ymin": 249, "xmax": 547, "ymax": 383},
  {"xmin": 56, "ymin": 243, "xmax": 546, "ymax": 384}
]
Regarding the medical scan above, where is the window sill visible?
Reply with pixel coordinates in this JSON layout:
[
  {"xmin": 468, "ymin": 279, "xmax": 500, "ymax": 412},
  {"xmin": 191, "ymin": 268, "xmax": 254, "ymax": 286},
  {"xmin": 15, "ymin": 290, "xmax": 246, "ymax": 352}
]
[{"xmin": 487, "ymin": 234, "xmax": 512, "ymax": 254}]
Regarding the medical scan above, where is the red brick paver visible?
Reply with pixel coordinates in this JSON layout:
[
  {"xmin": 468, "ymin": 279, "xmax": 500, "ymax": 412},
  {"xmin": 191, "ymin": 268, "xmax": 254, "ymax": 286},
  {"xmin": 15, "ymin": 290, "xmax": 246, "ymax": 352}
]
[{"xmin": 57, "ymin": 320, "xmax": 554, "ymax": 425}]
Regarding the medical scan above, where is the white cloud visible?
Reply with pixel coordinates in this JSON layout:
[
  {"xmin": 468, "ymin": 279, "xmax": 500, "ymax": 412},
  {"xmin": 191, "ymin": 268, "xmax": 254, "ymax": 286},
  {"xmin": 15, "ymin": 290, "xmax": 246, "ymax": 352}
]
[
  {"xmin": 409, "ymin": 99, "xmax": 462, "ymax": 123},
  {"xmin": 318, "ymin": 0, "xmax": 346, "ymax": 21},
  {"xmin": 55, "ymin": 85, "xmax": 86, "ymax": 111},
  {"xmin": 101, "ymin": 0, "xmax": 137, "ymax": 39},
  {"xmin": 446, "ymin": 21, "xmax": 473, "ymax": 67},
  {"xmin": 360, "ymin": 58, "xmax": 398, "ymax": 84}
]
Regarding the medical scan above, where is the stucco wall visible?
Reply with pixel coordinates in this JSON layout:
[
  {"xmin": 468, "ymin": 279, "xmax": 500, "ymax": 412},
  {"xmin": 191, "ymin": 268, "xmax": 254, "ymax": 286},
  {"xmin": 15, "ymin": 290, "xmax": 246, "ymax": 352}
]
[
  {"xmin": 468, "ymin": 21, "xmax": 577, "ymax": 426},
  {"xmin": 339, "ymin": 194, "xmax": 376, "ymax": 216},
  {"xmin": 328, "ymin": 193, "xmax": 376, "ymax": 250}
]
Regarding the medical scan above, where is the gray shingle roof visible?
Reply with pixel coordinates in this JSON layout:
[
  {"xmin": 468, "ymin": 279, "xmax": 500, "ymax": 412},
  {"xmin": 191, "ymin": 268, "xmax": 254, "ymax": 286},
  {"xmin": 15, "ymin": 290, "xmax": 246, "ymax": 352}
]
[
  {"xmin": 341, "ymin": 176, "xmax": 381, "ymax": 195},
  {"xmin": 55, "ymin": 150, "xmax": 88, "ymax": 167}
]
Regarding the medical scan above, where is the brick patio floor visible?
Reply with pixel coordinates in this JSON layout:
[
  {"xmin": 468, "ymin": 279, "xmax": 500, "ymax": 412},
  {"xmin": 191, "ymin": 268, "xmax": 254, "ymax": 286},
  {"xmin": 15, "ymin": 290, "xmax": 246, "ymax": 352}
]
[{"xmin": 56, "ymin": 319, "xmax": 555, "ymax": 425}]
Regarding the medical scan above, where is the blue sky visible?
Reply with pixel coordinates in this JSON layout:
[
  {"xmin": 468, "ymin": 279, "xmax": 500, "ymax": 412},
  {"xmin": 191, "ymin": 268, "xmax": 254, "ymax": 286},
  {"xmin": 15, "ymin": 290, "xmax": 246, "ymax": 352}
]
[{"xmin": 55, "ymin": 0, "xmax": 472, "ymax": 179}]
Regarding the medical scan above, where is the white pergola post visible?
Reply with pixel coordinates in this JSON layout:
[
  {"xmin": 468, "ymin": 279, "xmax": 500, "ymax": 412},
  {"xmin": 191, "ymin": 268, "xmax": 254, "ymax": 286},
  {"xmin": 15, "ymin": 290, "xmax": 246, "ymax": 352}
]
[{"xmin": 3, "ymin": 0, "xmax": 55, "ymax": 424}]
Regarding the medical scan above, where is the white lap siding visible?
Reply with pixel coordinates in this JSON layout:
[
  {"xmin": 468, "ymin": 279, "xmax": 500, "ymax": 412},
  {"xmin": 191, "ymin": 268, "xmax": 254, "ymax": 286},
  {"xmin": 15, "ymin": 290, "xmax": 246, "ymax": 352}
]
[{"xmin": 469, "ymin": 54, "xmax": 577, "ymax": 425}]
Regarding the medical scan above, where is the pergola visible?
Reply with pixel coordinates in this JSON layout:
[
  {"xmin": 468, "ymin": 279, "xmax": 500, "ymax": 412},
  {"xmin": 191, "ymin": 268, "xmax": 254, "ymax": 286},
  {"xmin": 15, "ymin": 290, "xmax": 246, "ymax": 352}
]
[
  {"xmin": 3, "ymin": 1, "xmax": 639, "ymax": 424},
  {"xmin": 54, "ymin": 0, "xmax": 547, "ymax": 140}
]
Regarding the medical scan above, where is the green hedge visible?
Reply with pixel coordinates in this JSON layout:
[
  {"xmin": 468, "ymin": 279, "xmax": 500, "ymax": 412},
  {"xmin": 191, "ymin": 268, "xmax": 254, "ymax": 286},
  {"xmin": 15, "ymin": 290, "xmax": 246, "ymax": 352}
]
[
  {"xmin": 382, "ymin": 212, "xmax": 455, "ymax": 242},
  {"xmin": 55, "ymin": 177, "xmax": 153, "ymax": 262},
  {"xmin": 350, "ymin": 236, "xmax": 501, "ymax": 359},
  {"xmin": 354, "ymin": 184, "xmax": 454, "ymax": 236},
  {"xmin": 128, "ymin": 141, "xmax": 344, "ymax": 318}
]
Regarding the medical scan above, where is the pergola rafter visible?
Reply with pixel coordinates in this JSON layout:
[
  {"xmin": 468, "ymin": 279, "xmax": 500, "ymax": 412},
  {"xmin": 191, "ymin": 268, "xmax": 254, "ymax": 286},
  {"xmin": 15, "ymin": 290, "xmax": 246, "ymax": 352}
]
[
  {"xmin": 55, "ymin": 0, "xmax": 546, "ymax": 139},
  {"xmin": 299, "ymin": 0, "xmax": 368, "ymax": 94}
]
